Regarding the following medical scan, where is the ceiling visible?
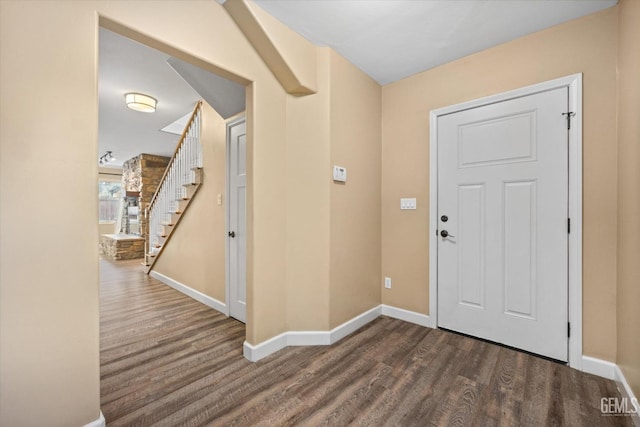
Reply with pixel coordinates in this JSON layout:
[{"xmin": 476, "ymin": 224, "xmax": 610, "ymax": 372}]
[
  {"xmin": 100, "ymin": 1, "xmax": 617, "ymax": 167},
  {"xmin": 252, "ymin": 0, "xmax": 617, "ymax": 85},
  {"xmin": 98, "ymin": 28, "xmax": 244, "ymax": 168}
]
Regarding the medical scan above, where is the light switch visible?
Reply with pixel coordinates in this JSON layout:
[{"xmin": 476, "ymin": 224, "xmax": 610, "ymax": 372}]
[
  {"xmin": 400, "ymin": 198, "xmax": 417, "ymax": 210},
  {"xmin": 333, "ymin": 165, "xmax": 347, "ymax": 182},
  {"xmin": 217, "ymin": 194, "xmax": 223, "ymax": 206}
]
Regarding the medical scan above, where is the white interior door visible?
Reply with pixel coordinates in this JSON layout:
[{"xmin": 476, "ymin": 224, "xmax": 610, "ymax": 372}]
[
  {"xmin": 227, "ymin": 117, "xmax": 246, "ymax": 323},
  {"xmin": 437, "ymin": 88, "xmax": 569, "ymax": 361}
]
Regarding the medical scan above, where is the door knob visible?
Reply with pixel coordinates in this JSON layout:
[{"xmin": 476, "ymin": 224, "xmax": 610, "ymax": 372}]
[
  {"xmin": 228, "ymin": 231, "xmax": 236, "ymax": 238},
  {"xmin": 440, "ymin": 230, "xmax": 455, "ymax": 238}
]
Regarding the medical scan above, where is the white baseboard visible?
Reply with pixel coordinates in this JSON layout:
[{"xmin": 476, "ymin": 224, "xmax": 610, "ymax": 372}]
[
  {"xmin": 243, "ymin": 332, "xmax": 288, "ymax": 362},
  {"xmin": 150, "ymin": 271, "xmax": 228, "ymax": 316},
  {"xmin": 83, "ymin": 411, "xmax": 105, "ymax": 427},
  {"xmin": 582, "ymin": 356, "xmax": 640, "ymax": 424},
  {"xmin": 244, "ymin": 304, "xmax": 431, "ymax": 362},
  {"xmin": 287, "ymin": 331, "xmax": 331, "ymax": 346},
  {"xmin": 330, "ymin": 305, "xmax": 382, "ymax": 343},
  {"xmin": 381, "ymin": 304, "xmax": 430, "ymax": 327},
  {"xmin": 582, "ymin": 355, "xmax": 616, "ymax": 380},
  {"xmin": 614, "ymin": 365, "xmax": 640, "ymax": 426}
]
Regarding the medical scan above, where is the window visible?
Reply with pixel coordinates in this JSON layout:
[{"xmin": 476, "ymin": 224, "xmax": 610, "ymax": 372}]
[{"xmin": 99, "ymin": 181, "xmax": 122, "ymax": 222}]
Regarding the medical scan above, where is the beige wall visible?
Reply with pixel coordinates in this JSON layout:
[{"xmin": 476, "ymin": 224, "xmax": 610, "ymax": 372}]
[
  {"xmin": 152, "ymin": 103, "xmax": 227, "ymax": 303},
  {"xmin": 0, "ymin": 0, "xmax": 307, "ymax": 424},
  {"xmin": 329, "ymin": 50, "xmax": 382, "ymax": 328},
  {"xmin": 616, "ymin": 0, "xmax": 640, "ymax": 397},
  {"xmin": 381, "ymin": 8, "xmax": 619, "ymax": 361},
  {"xmin": 0, "ymin": 2, "xmax": 101, "ymax": 425},
  {"xmin": 242, "ymin": 0, "xmax": 317, "ymax": 94},
  {"xmin": 284, "ymin": 47, "xmax": 332, "ymax": 331}
]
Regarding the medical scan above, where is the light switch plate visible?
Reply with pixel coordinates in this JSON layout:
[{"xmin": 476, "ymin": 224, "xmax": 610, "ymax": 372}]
[
  {"xmin": 333, "ymin": 165, "xmax": 347, "ymax": 182},
  {"xmin": 400, "ymin": 198, "xmax": 417, "ymax": 210}
]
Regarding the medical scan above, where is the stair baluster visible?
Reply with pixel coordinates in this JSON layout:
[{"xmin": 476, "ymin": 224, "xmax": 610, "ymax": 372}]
[{"xmin": 144, "ymin": 101, "xmax": 203, "ymax": 272}]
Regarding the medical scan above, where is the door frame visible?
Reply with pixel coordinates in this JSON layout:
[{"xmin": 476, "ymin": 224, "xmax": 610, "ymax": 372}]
[
  {"xmin": 428, "ymin": 74, "xmax": 583, "ymax": 368},
  {"xmin": 225, "ymin": 114, "xmax": 247, "ymax": 320}
]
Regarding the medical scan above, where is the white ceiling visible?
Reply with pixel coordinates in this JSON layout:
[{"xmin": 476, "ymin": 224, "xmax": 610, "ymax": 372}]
[
  {"xmin": 99, "ymin": 29, "xmax": 201, "ymax": 167},
  {"xmin": 252, "ymin": 0, "xmax": 618, "ymax": 85},
  {"xmin": 98, "ymin": 29, "xmax": 244, "ymax": 168}
]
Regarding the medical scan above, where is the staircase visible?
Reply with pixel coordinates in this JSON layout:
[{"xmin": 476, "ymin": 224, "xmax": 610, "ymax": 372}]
[{"xmin": 144, "ymin": 101, "xmax": 203, "ymax": 273}]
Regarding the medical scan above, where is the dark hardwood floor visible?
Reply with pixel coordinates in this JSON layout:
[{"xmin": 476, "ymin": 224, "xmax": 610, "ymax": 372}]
[{"xmin": 100, "ymin": 259, "xmax": 631, "ymax": 426}]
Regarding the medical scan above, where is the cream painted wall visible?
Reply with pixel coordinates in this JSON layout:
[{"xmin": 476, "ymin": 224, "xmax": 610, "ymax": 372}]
[
  {"xmin": 381, "ymin": 8, "xmax": 619, "ymax": 361},
  {"xmin": 329, "ymin": 50, "xmax": 382, "ymax": 328},
  {"xmin": 243, "ymin": 0, "xmax": 317, "ymax": 94},
  {"xmin": 285, "ymin": 47, "xmax": 332, "ymax": 331},
  {"xmin": 0, "ymin": 0, "xmax": 309, "ymax": 424},
  {"xmin": 616, "ymin": 0, "xmax": 640, "ymax": 397},
  {"xmin": 152, "ymin": 103, "xmax": 227, "ymax": 303},
  {"xmin": 0, "ymin": 2, "xmax": 101, "ymax": 425}
]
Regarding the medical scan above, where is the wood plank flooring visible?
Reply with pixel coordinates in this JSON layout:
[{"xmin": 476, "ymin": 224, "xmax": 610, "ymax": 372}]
[{"xmin": 100, "ymin": 259, "xmax": 631, "ymax": 426}]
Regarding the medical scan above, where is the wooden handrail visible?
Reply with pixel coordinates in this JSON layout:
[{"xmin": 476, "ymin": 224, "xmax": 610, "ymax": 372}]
[{"xmin": 147, "ymin": 100, "xmax": 203, "ymax": 212}]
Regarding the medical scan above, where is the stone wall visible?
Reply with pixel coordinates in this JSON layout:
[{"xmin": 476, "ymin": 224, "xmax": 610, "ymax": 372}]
[
  {"xmin": 99, "ymin": 234, "xmax": 145, "ymax": 260},
  {"xmin": 121, "ymin": 153, "xmax": 171, "ymax": 238}
]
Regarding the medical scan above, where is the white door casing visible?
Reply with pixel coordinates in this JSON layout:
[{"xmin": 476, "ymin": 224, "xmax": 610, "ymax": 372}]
[
  {"xmin": 429, "ymin": 74, "xmax": 583, "ymax": 367},
  {"xmin": 227, "ymin": 116, "xmax": 247, "ymax": 323}
]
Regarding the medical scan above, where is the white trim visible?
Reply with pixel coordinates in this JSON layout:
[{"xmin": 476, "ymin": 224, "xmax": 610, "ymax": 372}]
[
  {"xmin": 83, "ymin": 411, "xmax": 105, "ymax": 427},
  {"xmin": 225, "ymin": 115, "xmax": 246, "ymax": 322},
  {"xmin": 615, "ymin": 365, "xmax": 640, "ymax": 426},
  {"xmin": 150, "ymin": 271, "xmax": 228, "ymax": 315},
  {"xmin": 429, "ymin": 106, "xmax": 439, "ymax": 330},
  {"xmin": 582, "ymin": 355, "xmax": 616, "ymax": 380},
  {"xmin": 330, "ymin": 305, "xmax": 381, "ymax": 343},
  {"xmin": 381, "ymin": 304, "xmax": 430, "ymax": 327},
  {"xmin": 243, "ymin": 332, "xmax": 288, "ymax": 362},
  {"xmin": 243, "ymin": 306, "xmax": 382, "ymax": 361},
  {"xmin": 428, "ymin": 74, "xmax": 583, "ymax": 367},
  {"xmin": 287, "ymin": 331, "xmax": 331, "ymax": 346},
  {"xmin": 243, "ymin": 304, "xmax": 432, "ymax": 362},
  {"xmin": 567, "ymin": 74, "xmax": 583, "ymax": 370},
  {"xmin": 582, "ymin": 357, "xmax": 640, "ymax": 425}
]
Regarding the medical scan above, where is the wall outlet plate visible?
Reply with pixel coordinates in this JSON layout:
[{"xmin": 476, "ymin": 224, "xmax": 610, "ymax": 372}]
[{"xmin": 384, "ymin": 277, "xmax": 392, "ymax": 289}]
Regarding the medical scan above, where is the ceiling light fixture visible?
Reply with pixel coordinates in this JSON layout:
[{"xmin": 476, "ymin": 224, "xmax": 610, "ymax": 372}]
[
  {"xmin": 124, "ymin": 92, "xmax": 157, "ymax": 113},
  {"xmin": 99, "ymin": 151, "xmax": 116, "ymax": 166}
]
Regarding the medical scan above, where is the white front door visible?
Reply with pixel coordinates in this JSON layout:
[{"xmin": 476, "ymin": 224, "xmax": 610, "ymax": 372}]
[
  {"xmin": 227, "ymin": 117, "xmax": 247, "ymax": 323},
  {"xmin": 437, "ymin": 88, "xmax": 569, "ymax": 361}
]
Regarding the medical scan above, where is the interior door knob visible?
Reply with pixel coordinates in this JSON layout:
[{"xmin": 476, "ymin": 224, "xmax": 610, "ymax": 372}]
[
  {"xmin": 440, "ymin": 230, "xmax": 455, "ymax": 238},
  {"xmin": 228, "ymin": 231, "xmax": 236, "ymax": 238}
]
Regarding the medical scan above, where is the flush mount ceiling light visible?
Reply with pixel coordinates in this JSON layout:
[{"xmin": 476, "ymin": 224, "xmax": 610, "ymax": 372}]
[{"xmin": 124, "ymin": 92, "xmax": 157, "ymax": 113}]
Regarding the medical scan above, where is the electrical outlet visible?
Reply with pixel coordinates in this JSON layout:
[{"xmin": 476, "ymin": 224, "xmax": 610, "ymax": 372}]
[{"xmin": 384, "ymin": 277, "xmax": 392, "ymax": 289}]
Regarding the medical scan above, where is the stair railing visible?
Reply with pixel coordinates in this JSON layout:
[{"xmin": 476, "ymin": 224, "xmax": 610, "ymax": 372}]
[{"xmin": 145, "ymin": 101, "xmax": 203, "ymax": 261}]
